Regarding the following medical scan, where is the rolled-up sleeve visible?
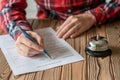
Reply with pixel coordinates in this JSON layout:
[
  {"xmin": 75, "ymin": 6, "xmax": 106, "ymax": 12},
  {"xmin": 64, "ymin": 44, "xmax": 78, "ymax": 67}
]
[
  {"xmin": 88, "ymin": 0, "xmax": 120, "ymax": 25},
  {"xmin": 0, "ymin": 0, "xmax": 32, "ymax": 40}
]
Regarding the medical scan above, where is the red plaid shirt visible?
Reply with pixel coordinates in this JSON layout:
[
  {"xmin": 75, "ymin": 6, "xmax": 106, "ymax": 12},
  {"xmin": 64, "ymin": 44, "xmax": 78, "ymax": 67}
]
[{"xmin": 0, "ymin": 0, "xmax": 120, "ymax": 40}]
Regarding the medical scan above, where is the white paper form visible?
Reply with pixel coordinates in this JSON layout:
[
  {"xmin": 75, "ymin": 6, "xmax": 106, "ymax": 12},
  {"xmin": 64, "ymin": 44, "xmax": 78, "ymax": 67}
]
[{"xmin": 0, "ymin": 27, "xmax": 83, "ymax": 75}]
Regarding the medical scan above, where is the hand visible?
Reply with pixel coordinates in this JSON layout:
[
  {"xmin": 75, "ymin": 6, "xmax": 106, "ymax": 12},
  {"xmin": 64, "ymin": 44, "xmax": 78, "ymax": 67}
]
[
  {"xmin": 15, "ymin": 31, "xmax": 43, "ymax": 57},
  {"xmin": 56, "ymin": 13, "xmax": 95, "ymax": 39}
]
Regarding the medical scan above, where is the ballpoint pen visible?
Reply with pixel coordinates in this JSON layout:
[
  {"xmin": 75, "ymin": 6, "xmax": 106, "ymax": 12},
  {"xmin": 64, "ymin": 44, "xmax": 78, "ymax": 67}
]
[{"xmin": 18, "ymin": 27, "xmax": 52, "ymax": 59}]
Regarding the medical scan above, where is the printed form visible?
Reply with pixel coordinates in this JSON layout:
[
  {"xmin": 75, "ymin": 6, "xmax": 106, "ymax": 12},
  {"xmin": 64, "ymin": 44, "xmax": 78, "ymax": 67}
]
[{"xmin": 0, "ymin": 27, "xmax": 83, "ymax": 75}]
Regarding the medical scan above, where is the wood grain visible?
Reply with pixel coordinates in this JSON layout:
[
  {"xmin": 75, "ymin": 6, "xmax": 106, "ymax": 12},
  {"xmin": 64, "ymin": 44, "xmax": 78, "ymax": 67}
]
[
  {"xmin": 106, "ymin": 21, "xmax": 120, "ymax": 80},
  {"xmin": 0, "ymin": 19, "xmax": 120, "ymax": 80}
]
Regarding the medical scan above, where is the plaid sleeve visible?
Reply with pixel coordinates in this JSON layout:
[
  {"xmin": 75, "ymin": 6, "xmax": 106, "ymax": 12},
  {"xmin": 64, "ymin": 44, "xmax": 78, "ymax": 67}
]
[
  {"xmin": 0, "ymin": 0, "xmax": 32, "ymax": 40},
  {"xmin": 88, "ymin": 0, "xmax": 120, "ymax": 25}
]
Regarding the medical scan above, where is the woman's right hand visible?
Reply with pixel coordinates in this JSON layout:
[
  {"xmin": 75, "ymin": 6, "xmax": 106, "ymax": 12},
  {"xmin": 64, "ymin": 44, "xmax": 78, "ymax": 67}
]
[{"xmin": 15, "ymin": 31, "xmax": 44, "ymax": 57}]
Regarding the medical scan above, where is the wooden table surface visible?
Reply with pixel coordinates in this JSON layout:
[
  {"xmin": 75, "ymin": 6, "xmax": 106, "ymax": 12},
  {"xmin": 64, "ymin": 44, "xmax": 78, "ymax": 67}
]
[{"xmin": 0, "ymin": 19, "xmax": 120, "ymax": 80}]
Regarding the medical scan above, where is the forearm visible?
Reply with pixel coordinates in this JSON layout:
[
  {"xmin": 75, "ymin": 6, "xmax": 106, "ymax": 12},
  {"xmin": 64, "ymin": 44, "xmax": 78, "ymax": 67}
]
[{"xmin": 0, "ymin": 0, "xmax": 32, "ymax": 40}]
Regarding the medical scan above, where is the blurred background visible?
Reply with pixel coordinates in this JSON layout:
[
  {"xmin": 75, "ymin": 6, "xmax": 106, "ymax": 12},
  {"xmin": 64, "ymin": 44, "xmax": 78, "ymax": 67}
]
[{"xmin": 26, "ymin": 0, "xmax": 37, "ymax": 19}]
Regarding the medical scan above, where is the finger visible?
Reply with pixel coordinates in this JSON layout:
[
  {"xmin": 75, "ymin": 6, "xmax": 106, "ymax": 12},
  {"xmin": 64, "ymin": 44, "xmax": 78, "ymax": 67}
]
[
  {"xmin": 19, "ymin": 43, "xmax": 40, "ymax": 55},
  {"xmin": 57, "ymin": 18, "xmax": 78, "ymax": 38},
  {"xmin": 56, "ymin": 26, "xmax": 60, "ymax": 31},
  {"xmin": 70, "ymin": 27, "xmax": 84, "ymax": 38},
  {"xmin": 27, "ymin": 31, "xmax": 44, "ymax": 47},
  {"xmin": 57, "ymin": 22, "xmax": 75, "ymax": 38},
  {"xmin": 28, "ymin": 50, "xmax": 40, "ymax": 57},
  {"xmin": 56, "ymin": 16, "xmax": 73, "ymax": 34},
  {"xmin": 62, "ymin": 23, "xmax": 81, "ymax": 39},
  {"xmin": 16, "ymin": 46, "xmax": 27, "ymax": 56},
  {"xmin": 16, "ymin": 43, "xmax": 40, "ymax": 56},
  {"xmin": 18, "ymin": 35, "xmax": 43, "ymax": 52}
]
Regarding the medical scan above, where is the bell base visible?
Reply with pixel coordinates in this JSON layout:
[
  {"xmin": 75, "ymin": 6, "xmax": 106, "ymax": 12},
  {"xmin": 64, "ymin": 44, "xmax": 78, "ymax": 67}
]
[{"xmin": 85, "ymin": 48, "xmax": 112, "ymax": 57}]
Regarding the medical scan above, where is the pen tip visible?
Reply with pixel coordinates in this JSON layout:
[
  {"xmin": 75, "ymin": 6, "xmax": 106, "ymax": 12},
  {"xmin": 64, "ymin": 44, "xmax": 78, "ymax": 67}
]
[{"xmin": 42, "ymin": 50, "xmax": 53, "ymax": 59}]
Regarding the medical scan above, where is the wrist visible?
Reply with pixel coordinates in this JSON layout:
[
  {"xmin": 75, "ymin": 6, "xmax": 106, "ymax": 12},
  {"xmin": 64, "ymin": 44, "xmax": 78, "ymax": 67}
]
[
  {"xmin": 14, "ymin": 31, "xmax": 22, "ymax": 41},
  {"xmin": 84, "ymin": 11, "xmax": 96, "ymax": 25},
  {"xmin": 15, "ymin": 26, "xmax": 32, "ymax": 41}
]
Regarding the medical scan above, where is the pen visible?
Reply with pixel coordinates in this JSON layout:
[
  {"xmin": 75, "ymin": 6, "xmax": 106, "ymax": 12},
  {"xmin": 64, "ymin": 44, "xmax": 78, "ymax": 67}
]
[{"xmin": 18, "ymin": 27, "xmax": 52, "ymax": 59}]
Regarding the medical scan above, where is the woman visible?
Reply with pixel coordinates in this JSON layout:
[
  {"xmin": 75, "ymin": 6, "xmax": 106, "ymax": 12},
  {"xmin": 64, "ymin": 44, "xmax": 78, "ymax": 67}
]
[{"xmin": 0, "ymin": 0, "xmax": 119, "ymax": 56}]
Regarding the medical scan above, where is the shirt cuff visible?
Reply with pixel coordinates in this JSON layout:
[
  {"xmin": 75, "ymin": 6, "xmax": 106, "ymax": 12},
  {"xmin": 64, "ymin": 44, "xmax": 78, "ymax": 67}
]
[{"xmin": 85, "ymin": 7, "xmax": 107, "ymax": 25}]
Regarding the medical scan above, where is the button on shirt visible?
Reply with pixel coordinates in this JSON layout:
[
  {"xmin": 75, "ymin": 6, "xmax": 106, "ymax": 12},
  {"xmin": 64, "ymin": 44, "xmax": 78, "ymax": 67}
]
[{"xmin": 0, "ymin": 0, "xmax": 120, "ymax": 40}]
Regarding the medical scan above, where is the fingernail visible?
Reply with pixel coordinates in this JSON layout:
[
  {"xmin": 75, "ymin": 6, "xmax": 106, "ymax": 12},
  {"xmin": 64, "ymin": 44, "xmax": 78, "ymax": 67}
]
[
  {"xmin": 28, "ymin": 54, "xmax": 34, "ymax": 57},
  {"xmin": 62, "ymin": 36, "xmax": 66, "ymax": 39},
  {"xmin": 39, "ymin": 49, "xmax": 43, "ymax": 52},
  {"xmin": 70, "ymin": 36, "xmax": 73, "ymax": 38},
  {"xmin": 56, "ymin": 28, "xmax": 59, "ymax": 31}
]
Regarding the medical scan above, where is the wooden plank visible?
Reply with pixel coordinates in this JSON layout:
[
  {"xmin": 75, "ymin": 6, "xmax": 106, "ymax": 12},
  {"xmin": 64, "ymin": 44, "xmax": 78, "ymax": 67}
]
[
  {"xmin": 60, "ymin": 64, "xmax": 72, "ymax": 80},
  {"xmin": 106, "ymin": 21, "xmax": 120, "ymax": 80},
  {"xmin": 0, "ymin": 50, "xmax": 12, "ymax": 80},
  {"xmin": 53, "ymin": 67, "xmax": 62, "ymax": 80},
  {"xmin": 41, "ymin": 68, "xmax": 61, "ymax": 80},
  {"xmin": 77, "ymin": 33, "xmax": 88, "ymax": 80},
  {"xmin": 86, "ymin": 27, "xmax": 98, "ymax": 80},
  {"xmin": 31, "ymin": 19, "xmax": 58, "ymax": 30},
  {"xmin": 32, "ymin": 19, "xmax": 56, "ymax": 29},
  {"xmin": 24, "ymin": 73, "xmax": 36, "ymax": 80},
  {"xmin": 95, "ymin": 25, "xmax": 113, "ymax": 80},
  {"xmin": 0, "ymin": 66, "xmax": 12, "ymax": 80},
  {"xmin": 34, "ymin": 72, "xmax": 43, "ymax": 80},
  {"xmin": 67, "ymin": 36, "xmax": 86, "ymax": 80}
]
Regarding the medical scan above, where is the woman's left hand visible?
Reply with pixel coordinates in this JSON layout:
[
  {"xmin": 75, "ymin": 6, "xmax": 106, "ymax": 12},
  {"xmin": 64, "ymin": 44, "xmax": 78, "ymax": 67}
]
[{"xmin": 56, "ymin": 13, "xmax": 96, "ymax": 39}]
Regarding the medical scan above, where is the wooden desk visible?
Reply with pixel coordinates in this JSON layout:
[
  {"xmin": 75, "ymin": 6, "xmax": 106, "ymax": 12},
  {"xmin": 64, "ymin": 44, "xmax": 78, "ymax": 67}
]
[{"xmin": 0, "ymin": 19, "xmax": 120, "ymax": 80}]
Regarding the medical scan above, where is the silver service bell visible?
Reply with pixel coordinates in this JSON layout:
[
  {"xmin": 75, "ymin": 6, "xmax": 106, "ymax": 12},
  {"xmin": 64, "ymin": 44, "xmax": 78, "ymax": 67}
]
[{"xmin": 85, "ymin": 35, "xmax": 112, "ymax": 57}]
